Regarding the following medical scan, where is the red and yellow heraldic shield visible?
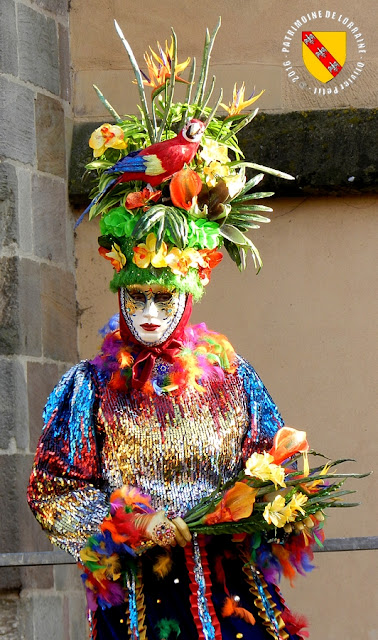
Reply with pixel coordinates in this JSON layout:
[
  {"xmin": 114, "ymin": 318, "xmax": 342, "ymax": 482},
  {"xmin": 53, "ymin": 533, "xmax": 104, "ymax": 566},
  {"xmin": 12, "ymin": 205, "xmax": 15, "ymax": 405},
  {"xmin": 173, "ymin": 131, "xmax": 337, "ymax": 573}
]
[{"xmin": 302, "ymin": 32, "xmax": 347, "ymax": 83}]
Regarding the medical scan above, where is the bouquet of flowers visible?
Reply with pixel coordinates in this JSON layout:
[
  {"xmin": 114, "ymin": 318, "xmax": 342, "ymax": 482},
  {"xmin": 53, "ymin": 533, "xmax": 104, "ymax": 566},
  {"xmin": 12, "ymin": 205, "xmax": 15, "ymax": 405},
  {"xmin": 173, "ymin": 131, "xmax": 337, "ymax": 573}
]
[{"xmin": 79, "ymin": 427, "xmax": 368, "ymax": 610}]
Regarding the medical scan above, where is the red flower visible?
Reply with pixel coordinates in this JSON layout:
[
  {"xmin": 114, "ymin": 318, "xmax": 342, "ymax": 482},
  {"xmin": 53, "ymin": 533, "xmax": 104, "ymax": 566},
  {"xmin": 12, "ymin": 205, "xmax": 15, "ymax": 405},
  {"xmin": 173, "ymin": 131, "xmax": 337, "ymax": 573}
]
[{"xmin": 126, "ymin": 187, "xmax": 162, "ymax": 210}]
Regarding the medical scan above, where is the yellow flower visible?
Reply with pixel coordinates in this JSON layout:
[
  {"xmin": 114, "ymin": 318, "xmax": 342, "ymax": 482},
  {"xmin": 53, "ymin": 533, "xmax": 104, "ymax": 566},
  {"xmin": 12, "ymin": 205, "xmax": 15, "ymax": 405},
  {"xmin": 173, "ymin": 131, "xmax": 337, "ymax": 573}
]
[
  {"xmin": 132, "ymin": 233, "xmax": 168, "ymax": 269},
  {"xmin": 89, "ymin": 124, "xmax": 127, "ymax": 158},
  {"xmin": 203, "ymin": 161, "xmax": 230, "ymax": 188},
  {"xmin": 286, "ymin": 492, "xmax": 308, "ymax": 519},
  {"xmin": 220, "ymin": 83, "xmax": 265, "ymax": 118},
  {"xmin": 223, "ymin": 172, "xmax": 246, "ymax": 199},
  {"xmin": 263, "ymin": 495, "xmax": 288, "ymax": 528},
  {"xmin": 199, "ymin": 138, "xmax": 229, "ymax": 165},
  {"xmin": 245, "ymin": 451, "xmax": 286, "ymax": 489},
  {"xmin": 165, "ymin": 247, "xmax": 202, "ymax": 276}
]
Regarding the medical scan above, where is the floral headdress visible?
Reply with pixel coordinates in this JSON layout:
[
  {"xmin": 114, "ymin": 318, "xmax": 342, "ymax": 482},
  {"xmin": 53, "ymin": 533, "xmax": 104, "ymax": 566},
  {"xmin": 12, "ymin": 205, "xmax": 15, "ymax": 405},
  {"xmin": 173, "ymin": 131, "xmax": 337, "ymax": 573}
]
[{"xmin": 83, "ymin": 19, "xmax": 293, "ymax": 299}]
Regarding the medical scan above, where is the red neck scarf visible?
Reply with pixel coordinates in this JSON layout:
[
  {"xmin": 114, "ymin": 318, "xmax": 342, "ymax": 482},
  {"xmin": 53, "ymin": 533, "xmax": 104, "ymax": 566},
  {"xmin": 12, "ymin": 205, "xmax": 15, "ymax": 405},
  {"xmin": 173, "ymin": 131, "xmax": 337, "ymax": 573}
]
[{"xmin": 118, "ymin": 292, "xmax": 193, "ymax": 390}]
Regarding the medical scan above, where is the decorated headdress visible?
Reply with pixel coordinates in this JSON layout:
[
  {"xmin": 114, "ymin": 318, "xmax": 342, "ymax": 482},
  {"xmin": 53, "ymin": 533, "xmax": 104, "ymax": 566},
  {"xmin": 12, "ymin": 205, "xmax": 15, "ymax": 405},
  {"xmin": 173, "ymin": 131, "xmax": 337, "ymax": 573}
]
[{"xmin": 81, "ymin": 19, "xmax": 293, "ymax": 300}]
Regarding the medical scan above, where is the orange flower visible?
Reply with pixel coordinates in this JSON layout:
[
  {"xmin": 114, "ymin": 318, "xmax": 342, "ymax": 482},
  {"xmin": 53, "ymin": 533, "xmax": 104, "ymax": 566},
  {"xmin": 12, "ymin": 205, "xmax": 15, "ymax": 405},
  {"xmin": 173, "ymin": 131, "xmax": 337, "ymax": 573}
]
[
  {"xmin": 203, "ymin": 482, "xmax": 258, "ymax": 525},
  {"xmin": 165, "ymin": 247, "xmax": 202, "ymax": 276},
  {"xmin": 269, "ymin": 427, "xmax": 309, "ymax": 465},
  {"xmin": 169, "ymin": 168, "xmax": 203, "ymax": 210},
  {"xmin": 220, "ymin": 83, "xmax": 264, "ymax": 118},
  {"xmin": 197, "ymin": 248, "xmax": 223, "ymax": 285},
  {"xmin": 126, "ymin": 187, "xmax": 162, "ymax": 210},
  {"xmin": 140, "ymin": 38, "xmax": 191, "ymax": 97},
  {"xmin": 98, "ymin": 244, "xmax": 126, "ymax": 272}
]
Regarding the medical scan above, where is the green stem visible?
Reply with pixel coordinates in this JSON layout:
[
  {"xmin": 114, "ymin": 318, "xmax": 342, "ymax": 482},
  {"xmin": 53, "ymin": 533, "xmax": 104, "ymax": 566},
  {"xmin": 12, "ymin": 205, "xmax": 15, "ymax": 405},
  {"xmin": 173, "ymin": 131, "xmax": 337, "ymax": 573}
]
[
  {"xmin": 114, "ymin": 20, "xmax": 155, "ymax": 142},
  {"xmin": 92, "ymin": 85, "xmax": 122, "ymax": 123},
  {"xmin": 156, "ymin": 28, "xmax": 177, "ymax": 142}
]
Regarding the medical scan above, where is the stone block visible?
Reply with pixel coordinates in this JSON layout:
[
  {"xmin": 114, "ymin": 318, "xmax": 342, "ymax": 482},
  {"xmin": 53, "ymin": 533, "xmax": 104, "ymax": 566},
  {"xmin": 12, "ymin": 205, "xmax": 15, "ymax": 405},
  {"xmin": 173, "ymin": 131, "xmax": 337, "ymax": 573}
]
[
  {"xmin": 0, "ymin": 257, "xmax": 19, "ymax": 354},
  {"xmin": 54, "ymin": 564, "xmax": 82, "ymax": 592},
  {"xmin": 66, "ymin": 591, "xmax": 88, "ymax": 640},
  {"xmin": 25, "ymin": 593, "xmax": 65, "ymax": 640},
  {"xmin": 0, "ymin": 162, "xmax": 18, "ymax": 251},
  {"xmin": 35, "ymin": 93, "xmax": 66, "ymax": 177},
  {"xmin": 27, "ymin": 361, "xmax": 60, "ymax": 451},
  {"xmin": 31, "ymin": 0, "xmax": 69, "ymax": 16},
  {"xmin": 17, "ymin": 167, "xmax": 34, "ymax": 254},
  {"xmin": 0, "ymin": 592, "xmax": 19, "ymax": 640},
  {"xmin": 0, "ymin": 256, "xmax": 42, "ymax": 357},
  {"xmin": 31, "ymin": 174, "xmax": 67, "ymax": 263},
  {"xmin": 0, "ymin": 77, "xmax": 35, "ymax": 164},
  {"xmin": 18, "ymin": 258, "xmax": 42, "ymax": 357},
  {"xmin": 20, "ymin": 566, "xmax": 54, "ymax": 590},
  {"xmin": 0, "ymin": 359, "xmax": 28, "ymax": 450},
  {"xmin": 18, "ymin": 4, "xmax": 59, "ymax": 95},
  {"xmin": 41, "ymin": 263, "xmax": 78, "ymax": 362},
  {"xmin": 0, "ymin": 0, "xmax": 18, "ymax": 76},
  {"xmin": 58, "ymin": 23, "xmax": 71, "ymax": 103}
]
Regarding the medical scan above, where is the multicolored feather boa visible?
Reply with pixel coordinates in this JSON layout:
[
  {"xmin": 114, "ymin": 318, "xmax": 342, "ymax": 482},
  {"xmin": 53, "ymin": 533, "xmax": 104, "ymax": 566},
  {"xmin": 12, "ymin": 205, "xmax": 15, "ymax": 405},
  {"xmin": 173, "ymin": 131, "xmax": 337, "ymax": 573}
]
[{"xmin": 92, "ymin": 323, "xmax": 236, "ymax": 395}]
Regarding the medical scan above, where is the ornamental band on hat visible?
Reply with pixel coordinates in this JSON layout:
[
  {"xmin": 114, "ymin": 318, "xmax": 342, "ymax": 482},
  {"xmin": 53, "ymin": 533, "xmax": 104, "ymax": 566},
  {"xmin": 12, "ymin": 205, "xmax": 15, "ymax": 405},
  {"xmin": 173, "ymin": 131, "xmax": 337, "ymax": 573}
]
[{"xmin": 80, "ymin": 18, "xmax": 294, "ymax": 300}]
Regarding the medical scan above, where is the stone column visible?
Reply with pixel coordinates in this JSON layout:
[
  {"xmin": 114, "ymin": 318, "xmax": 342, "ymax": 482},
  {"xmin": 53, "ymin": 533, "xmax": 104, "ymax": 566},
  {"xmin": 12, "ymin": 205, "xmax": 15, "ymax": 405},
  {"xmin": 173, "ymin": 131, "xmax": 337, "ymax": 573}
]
[{"xmin": 0, "ymin": 1, "xmax": 86, "ymax": 638}]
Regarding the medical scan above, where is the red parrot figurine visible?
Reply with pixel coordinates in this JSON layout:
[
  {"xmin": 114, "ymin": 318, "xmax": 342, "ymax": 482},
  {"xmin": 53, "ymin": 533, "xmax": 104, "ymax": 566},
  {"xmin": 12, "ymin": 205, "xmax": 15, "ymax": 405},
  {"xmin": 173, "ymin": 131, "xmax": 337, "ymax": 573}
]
[{"xmin": 76, "ymin": 119, "xmax": 206, "ymax": 226}]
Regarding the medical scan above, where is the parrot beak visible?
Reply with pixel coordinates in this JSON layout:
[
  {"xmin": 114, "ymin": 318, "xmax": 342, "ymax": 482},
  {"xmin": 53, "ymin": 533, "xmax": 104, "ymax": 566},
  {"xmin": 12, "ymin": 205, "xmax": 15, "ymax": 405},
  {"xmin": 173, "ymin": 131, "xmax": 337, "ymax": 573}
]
[{"xmin": 183, "ymin": 120, "xmax": 206, "ymax": 142}]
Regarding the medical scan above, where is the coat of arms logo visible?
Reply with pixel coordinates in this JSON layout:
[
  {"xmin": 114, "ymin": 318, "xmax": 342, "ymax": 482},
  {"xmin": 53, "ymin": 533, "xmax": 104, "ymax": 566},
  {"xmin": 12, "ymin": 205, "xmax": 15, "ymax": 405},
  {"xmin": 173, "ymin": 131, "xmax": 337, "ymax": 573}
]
[{"xmin": 302, "ymin": 31, "xmax": 347, "ymax": 83}]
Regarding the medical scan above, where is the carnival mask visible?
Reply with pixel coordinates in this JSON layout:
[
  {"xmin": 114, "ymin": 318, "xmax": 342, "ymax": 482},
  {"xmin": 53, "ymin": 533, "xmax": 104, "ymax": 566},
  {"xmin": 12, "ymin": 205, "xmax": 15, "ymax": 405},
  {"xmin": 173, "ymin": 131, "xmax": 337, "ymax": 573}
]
[{"xmin": 120, "ymin": 285, "xmax": 186, "ymax": 345}]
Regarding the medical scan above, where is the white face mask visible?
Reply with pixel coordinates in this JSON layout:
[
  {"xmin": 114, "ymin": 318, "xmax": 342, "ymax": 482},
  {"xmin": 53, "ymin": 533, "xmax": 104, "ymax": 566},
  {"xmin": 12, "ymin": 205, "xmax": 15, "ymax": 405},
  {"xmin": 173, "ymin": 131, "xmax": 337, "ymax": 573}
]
[{"xmin": 120, "ymin": 285, "xmax": 187, "ymax": 345}]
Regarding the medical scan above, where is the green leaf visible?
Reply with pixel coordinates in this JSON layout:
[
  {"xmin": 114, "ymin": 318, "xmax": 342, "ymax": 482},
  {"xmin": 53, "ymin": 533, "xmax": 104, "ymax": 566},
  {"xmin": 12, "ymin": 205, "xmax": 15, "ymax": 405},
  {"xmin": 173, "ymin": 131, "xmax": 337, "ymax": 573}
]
[
  {"xmin": 233, "ymin": 191, "xmax": 275, "ymax": 203},
  {"xmin": 219, "ymin": 224, "xmax": 250, "ymax": 246},
  {"xmin": 230, "ymin": 161, "xmax": 295, "ymax": 181}
]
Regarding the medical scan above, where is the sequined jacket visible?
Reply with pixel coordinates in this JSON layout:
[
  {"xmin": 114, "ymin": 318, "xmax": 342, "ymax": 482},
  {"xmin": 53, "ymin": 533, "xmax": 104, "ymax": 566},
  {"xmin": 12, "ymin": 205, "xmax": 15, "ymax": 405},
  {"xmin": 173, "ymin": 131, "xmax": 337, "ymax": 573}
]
[{"xmin": 27, "ymin": 356, "xmax": 283, "ymax": 559}]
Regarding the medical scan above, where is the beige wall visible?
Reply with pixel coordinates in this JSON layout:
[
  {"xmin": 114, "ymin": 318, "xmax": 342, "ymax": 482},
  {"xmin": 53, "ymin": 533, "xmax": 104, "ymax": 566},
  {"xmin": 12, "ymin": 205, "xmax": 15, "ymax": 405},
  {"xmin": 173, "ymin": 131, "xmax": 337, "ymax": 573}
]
[
  {"xmin": 71, "ymin": 2, "xmax": 377, "ymax": 638},
  {"xmin": 71, "ymin": 0, "xmax": 378, "ymax": 119}
]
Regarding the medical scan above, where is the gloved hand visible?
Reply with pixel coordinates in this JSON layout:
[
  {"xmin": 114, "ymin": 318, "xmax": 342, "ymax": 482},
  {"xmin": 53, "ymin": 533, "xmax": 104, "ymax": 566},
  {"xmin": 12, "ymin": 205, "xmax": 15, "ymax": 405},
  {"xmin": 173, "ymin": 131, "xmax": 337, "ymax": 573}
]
[{"xmin": 135, "ymin": 510, "xmax": 192, "ymax": 548}]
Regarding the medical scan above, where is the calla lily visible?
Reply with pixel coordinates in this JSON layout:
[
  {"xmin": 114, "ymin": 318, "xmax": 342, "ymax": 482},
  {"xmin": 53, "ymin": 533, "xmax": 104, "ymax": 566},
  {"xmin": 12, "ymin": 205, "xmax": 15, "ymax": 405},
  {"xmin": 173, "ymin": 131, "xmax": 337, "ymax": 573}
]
[
  {"xmin": 220, "ymin": 83, "xmax": 264, "ymax": 118},
  {"xmin": 89, "ymin": 124, "xmax": 127, "ymax": 158},
  {"xmin": 169, "ymin": 168, "xmax": 203, "ymax": 210},
  {"xmin": 204, "ymin": 482, "xmax": 258, "ymax": 525},
  {"xmin": 269, "ymin": 427, "xmax": 309, "ymax": 465}
]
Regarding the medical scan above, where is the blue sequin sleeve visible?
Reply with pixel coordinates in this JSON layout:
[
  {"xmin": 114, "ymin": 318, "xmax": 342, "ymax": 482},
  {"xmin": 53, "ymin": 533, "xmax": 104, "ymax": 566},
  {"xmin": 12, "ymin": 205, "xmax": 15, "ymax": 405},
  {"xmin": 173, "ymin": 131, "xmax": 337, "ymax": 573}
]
[
  {"xmin": 27, "ymin": 361, "xmax": 109, "ymax": 559},
  {"xmin": 237, "ymin": 356, "xmax": 284, "ymax": 459}
]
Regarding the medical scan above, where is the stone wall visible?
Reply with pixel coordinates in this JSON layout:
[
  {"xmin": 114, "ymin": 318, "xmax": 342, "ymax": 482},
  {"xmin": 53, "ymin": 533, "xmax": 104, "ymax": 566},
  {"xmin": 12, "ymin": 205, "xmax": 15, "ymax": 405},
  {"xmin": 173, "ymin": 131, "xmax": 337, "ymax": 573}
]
[{"xmin": 0, "ymin": 1, "xmax": 86, "ymax": 638}]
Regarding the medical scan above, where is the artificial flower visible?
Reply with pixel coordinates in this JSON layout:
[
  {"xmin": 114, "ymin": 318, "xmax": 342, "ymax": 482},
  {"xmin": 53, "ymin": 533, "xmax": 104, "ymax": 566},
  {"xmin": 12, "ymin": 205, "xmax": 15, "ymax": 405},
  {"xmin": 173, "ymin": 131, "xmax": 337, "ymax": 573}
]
[
  {"xmin": 204, "ymin": 482, "xmax": 258, "ymax": 525},
  {"xmin": 199, "ymin": 138, "xmax": 229, "ymax": 165},
  {"xmin": 269, "ymin": 427, "xmax": 309, "ymax": 466},
  {"xmin": 203, "ymin": 161, "xmax": 230, "ymax": 188},
  {"xmin": 89, "ymin": 124, "xmax": 127, "ymax": 158},
  {"xmin": 100, "ymin": 207, "xmax": 136, "ymax": 238},
  {"xmin": 169, "ymin": 167, "xmax": 203, "ymax": 210},
  {"xmin": 165, "ymin": 247, "xmax": 203, "ymax": 276},
  {"xmin": 133, "ymin": 233, "xmax": 168, "ymax": 269},
  {"xmin": 245, "ymin": 451, "xmax": 286, "ymax": 489},
  {"xmin": 197, "ymin": 248, "xmax": 223, "ymax": 285},
  {"xmin": 263, "ymin": 495, "xmax": 288, "ymax": 528},
  {"xmin": 285, "ymin": 493, "xmax": 308, "ymax": 520},
  {"xmin": 223, "ymin": 172, "xmax": 246, "ymax": 199},
  {"xmin": 126, "ymin": 187, "xmax": 162, "ymax": 210},
  {"xmin": 140, "ymin": 38, "xmax": 190, "ymax": 96},
  {"xmin": 187, "ymin": 220, "xmax": 220, "ymax": 250},
  {"xmin": 98, "ymin": 244, "xmax": 126, "ymax": 272},
  {"xmin": 220, "ymin": 83, "xmax": 265, "ymax": 118}
]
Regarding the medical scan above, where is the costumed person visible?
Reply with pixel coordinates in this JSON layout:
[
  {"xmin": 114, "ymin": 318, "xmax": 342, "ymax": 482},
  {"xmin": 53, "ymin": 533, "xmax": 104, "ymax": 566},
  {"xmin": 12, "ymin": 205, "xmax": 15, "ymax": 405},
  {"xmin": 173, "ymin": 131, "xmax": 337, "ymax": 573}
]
[{"xmin": 28, "ymin": 20, "xmax": 325, "ymax": 640}]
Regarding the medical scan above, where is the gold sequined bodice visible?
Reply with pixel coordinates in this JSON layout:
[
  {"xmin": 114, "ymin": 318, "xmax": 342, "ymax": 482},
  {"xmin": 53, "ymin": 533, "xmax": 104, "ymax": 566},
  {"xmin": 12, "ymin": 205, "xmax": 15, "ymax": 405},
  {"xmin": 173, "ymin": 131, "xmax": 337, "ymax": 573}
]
[{"xmin": 99, "ymin": 371, "xmax": 249, "ymax": 517}]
